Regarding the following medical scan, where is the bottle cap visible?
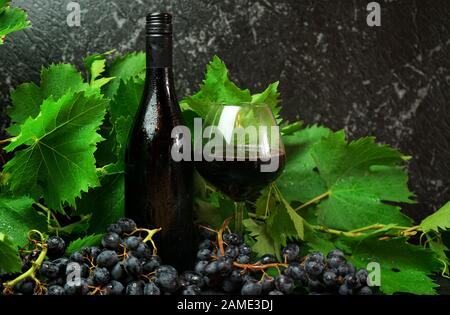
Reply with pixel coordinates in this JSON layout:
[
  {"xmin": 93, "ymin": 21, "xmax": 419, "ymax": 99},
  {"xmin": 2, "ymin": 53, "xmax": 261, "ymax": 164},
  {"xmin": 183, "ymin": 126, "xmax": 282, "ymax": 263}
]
[{"xmin": 147, "ymin": 13, "xmax": 172, "ymax": 35}]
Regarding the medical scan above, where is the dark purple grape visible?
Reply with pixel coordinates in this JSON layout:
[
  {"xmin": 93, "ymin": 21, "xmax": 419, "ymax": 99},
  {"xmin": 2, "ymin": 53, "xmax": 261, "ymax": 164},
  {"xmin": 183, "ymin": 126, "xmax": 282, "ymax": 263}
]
[
  {"xmin": 124, "ymin": 236, "xmax": 142, "ymax": 251},
  {"xmin": 261, "ymin": 277, "xmax": 275, "ymax": 292},
  {"xmin": 107, "ymin": 223, "xmax": 122, "ymax": 235},
  {"xmin": 236, "ymin": 254, "xmax": 251, "ymax": 264},
  {"xmin": 40, "ymin": 261, "xmax": 60, "ymax": 279},
  {"xmin": 69, "ymin": 251, "xmax": 84, "ymax": 263},
  {"xmin": 222, "ymin": 233, "xmax": 242, "ymax": 246},
  {"xmin": 281, "ymin": 243, "xmax": 300, "ymax": 262},
  {"xmin": 224, "ymin": 245, "xmax": 239, "ymax": 259},
  {"xmin": 47, "ymin": 285, "xmax": 65, "ymax": 295},
  {"xmin": 327, "ymin": 255, "xmax": 346, "ymax": 269},
  {"xmin": 327, "ymin": 249, "xmax": 345, "ymax": 259},
  {"xmin": 241, "ymin": 279, "xmax": 262, "ymax": 295},
  {"xmin": 124, "ymin": 257, "xmax": 142, "ymax": 276},
  {"xmin": 111, "ymin": 263, "xmax": 125, "ymax": 281},
  {"xmin": 117, "ymin": 218, "xmax": 137, "ymax": 234},
  {"xmin": 144, "ymin": 282, "xmax": 161, "ymax": 295},
  {"xmin": 46, "ymin": 236, "xmax": 66, "ymax": 259},
  {"xmin": 285, "ymin": 262, "xmax": 307, "ymax": 282},
  {"xmin": 358, "ymin": 286, "xmax": 373, "ymax": 295},
  {"xmin": 356, "ymin": 269, "xmax": 369, "ymax": 287},
  {"xmin": 96, "ymin": 250, "xmax": 119, "ymax": 268},
  {"xmin": 308, "ymin": 252, "xmax": 325, "ymax": 264},
  {"xmin": 197, "ymin": 248, "xmax": 212, "ymax": 261},
  {"xmin": 105, "ymin": 280, "xmax": 124, "ymax": 295},
  {"xmin": 102, "ymin": 232, "xmax": 121, "ymax": 250},
  {"xmin": 322, "ymin": 270, "xmax": 338, "ymax": 287},
  {"xmin": 198, "ymin": 239, "xmax": 213, "ymax": 250},
  {"xmin": 344, "ymin": 274, "xmax": 358, "ymax": 289},
  {"xmin": 181, "ymin": 285, "xmax": 201, "ymax": 295},
  {"xmin": 338, "ymin": 284, "xmax": 353, "ymax": 295},
  {"xmin": 142, "ymin": 255, "xmax": 161, "ymax": 273},
  {"xmin": 93, "ymin": 267, "xmax": 110, "ymax": 285},
  {"xmin": 260, "ymin": 254, "xmax": 277, "ymax": 264},
  {"xmin": 305, "ymin": 260, "xmax": 324, "ymax": 278},
  {"xmin": 275, "ymin": 275, "xmax": 295, "ymax": 294},
  {"xmin": 155, "ymin": 265, "xmax": 179, "ymax": 293},
  {"xmin": 126, "ymin": 280, "xmax": 144, "ymax": 295},
  {"xmin": 238, "ymin": 244, "xmax": 252, "ymax": 256},
  {"xmin": 194, "ymin": 260, "xmax": 209, "ymax": 275}
]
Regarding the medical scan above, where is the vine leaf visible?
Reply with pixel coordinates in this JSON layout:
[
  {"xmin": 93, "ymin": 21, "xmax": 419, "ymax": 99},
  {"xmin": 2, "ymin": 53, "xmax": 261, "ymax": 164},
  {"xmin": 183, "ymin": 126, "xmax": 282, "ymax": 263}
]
[
  {"xmin": 180, "ymin": 55, "xmax": 252, "ymax": 118},
  {"xmin": 350, "ymin": 238, "xmax": 440, "ymax": 295},
  {"xmin": 105, "ymin": 52, "xmax": 146, "ymax": 98},
  {"xmin": 313, "ymin": 132, "xmax": 415, "ymax": 230},
  {"xmin": 66, "ymin": 234, "xmax": 103, "ymax": 255},
  {"xmin": 77, "ymin": 164, "xmax": 125, "ymax": 233},
  {"xmin": 277, "ymin": 125, "xmax": 331, "ymax": 203},
  {"xmin": 7, "ymin": 64, "xmax": 89, "ymax": 136},
  {"xmin": 243, "ymin": 218, "xmax": 276, "ymax": 257},
  {"xmin": 0, "ymin": 194, "xmax": 46, "ymax": 245},
  {"xmin": 420, "ymin": 200, "xmax": 450, "ymax": 233},
  {"xmin": 0, "ymin": 233, "xmax": 22, "ymax": 273},
  {"xmin": 0, "ymin": 1, "xmax": 30, "ymax": 45},
  {"xmin": 3, "ymin": 91, "xmax": 108, "ymax": 211}
]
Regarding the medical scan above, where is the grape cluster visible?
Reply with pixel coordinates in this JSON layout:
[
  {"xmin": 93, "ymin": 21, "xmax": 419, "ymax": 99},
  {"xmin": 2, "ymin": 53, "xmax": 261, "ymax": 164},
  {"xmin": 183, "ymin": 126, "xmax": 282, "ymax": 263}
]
[
  {"xmin": 1, "ymin": 218, "xmax": 374, "ymax": 295},
  {"xmin": 2, "ymin": 219, "xmax": 179, "ymax": 295},
  {"xmin": 193, "ymin": 229, "xmax": 374, "ymax": 295}
]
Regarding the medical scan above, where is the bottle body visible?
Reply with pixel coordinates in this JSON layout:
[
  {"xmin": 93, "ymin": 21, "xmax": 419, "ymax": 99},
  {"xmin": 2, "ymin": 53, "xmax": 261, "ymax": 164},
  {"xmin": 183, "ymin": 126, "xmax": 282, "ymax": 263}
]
[{"xmin": 125, "ymin": 14, "xmax": 195, "ymax": 271}]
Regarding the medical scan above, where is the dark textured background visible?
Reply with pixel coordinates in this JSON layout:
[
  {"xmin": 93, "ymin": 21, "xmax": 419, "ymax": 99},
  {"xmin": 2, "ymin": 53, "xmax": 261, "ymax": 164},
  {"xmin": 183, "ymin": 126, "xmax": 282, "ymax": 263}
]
[{"xmin": 0, "ymin": 0, "xmax": 449, "ymax": 221}]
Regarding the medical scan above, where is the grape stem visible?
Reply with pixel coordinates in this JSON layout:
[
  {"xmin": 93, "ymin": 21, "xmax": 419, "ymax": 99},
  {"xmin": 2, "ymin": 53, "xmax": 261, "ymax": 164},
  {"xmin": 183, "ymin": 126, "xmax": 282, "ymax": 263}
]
[
  {"xmin": 0, "ymin": 137, "xmax": 14, "ymax": 145},
  {"xmin": 294, "ymin": 190, "xmax": 331, "ymax": 212},
  {"xmin": 127, "ymin": 227, "xmax": 162, "ymax": 256},
  {"xmin": 233, "ymin": 261, "xmax": 288, "ymax": 271},
  {"xmin": 310, "ymin": 223, "xmax": 421, "ymax": 238},
  {"xmin": 217, "ymin": 217, "xmax": 232, "ymax": 256},
  {"xmin": 3, "ymin": 230, "xmax": 47, "ymax": 294},
  {"xmin": 34, "ymin": 202, "xmax": 61, "ymax": 229}
]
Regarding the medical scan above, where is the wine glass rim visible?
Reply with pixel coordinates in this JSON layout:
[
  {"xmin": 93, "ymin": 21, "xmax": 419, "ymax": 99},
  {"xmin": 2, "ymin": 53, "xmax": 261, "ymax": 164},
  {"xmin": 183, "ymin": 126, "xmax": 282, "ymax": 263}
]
[{"xmin": 209, "ymin": 101, "xmax": 269, "ymax": 108}]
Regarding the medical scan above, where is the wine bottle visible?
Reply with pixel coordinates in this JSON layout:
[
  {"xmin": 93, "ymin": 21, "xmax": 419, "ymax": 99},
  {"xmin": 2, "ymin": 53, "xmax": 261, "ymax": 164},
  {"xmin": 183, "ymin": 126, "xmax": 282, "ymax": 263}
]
[{"xmin": 125, "ymin": 13, "xmax": 195, "ymax": 270}]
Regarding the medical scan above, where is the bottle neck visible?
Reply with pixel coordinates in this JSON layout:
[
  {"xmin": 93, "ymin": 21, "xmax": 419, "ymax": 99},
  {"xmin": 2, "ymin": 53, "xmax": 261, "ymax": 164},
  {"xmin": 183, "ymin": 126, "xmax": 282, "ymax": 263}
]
[{"xmin": 146, "ymin": 34, "xmax": 173, "ymax": 69}]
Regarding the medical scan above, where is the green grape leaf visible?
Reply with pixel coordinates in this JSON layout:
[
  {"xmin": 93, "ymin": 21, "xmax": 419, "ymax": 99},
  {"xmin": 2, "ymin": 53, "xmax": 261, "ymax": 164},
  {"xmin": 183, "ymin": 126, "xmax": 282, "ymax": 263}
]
[
  {"xmin": 280, "ymin": 121, "xmax": 304, "ymax": 136},
  {"xmin": 0, "ymin": 4, "xmax": 30, "ymax": 45},
  {"xmin": 349, "ymin": 238, "xmax": 440, "ymax": 295},
  {"xmin": 83, "ymin": 50, "xmax": 115, "ymax": 82},
  {"xmin": 40, "ymin": 64, "xmax": 89, "ymax": 100},
  {"xmin": 251, "ymin": 81, "xmax": 281, "ymax": 121},
  {"xmin": 0, "ymin": 194, "xmax": 46, "ymax": 245},
  {"xmin": 254, "ymin": 186, "xmax": 276, "ymax": 217},
  {"xmin": 243, "ymin": 218, "xmax": 276, "ymax": 257},
  {"xmin": 266, "ymin": 202, "xmax": 304, "ymax": 260},
  {"xmin": 105, "ymin": 52, "xmax": 146, "ymax": 97},
  {"xmin": 77, "ymin": 163, "xmax": 125, "ymax": 233},
  {"xmin": 56, "ymin": 215, "xmax": 91, "ymax": 235},
  {"xmin": 180, "ymin": 56, "xmax": 252, "ymax": 118},
  {"xmin": 88, "ymin": 59, "xmax": 115, "ymax": 89},
  {"xmin": 6, "ymin": 83, "xmax": 43, "ymax": 136},
  {"xmin": 6, "ymin": 64, "xmax": 91, "ymax": 136},
  {"xmin": 277, "ymin": 125, "xmax": 331, "ymax": 203},
  {"xmin": 66, "ymin": 234, "xmax": 103, "ymax": 255},
  {"xmin": 108, "ymin": 79, "xmax": 144, "ymax": 163},
  {"xmin": 3, "ymin": 91, "xmax": 108, "ymax": 211},
  {"xmin": 109, "ymin": 78, "xmax": 144, "ymax": 124},
  {"xmin": 0, "ymin": 233, "xmax": 22, "ymax": 273},
  {"xmin": 312, "ymin": 131, "xmax": 414, "ymax": 230},
  {"xmin": 420, "ymin": 200, "xmax": 450, "ymax": 233}
]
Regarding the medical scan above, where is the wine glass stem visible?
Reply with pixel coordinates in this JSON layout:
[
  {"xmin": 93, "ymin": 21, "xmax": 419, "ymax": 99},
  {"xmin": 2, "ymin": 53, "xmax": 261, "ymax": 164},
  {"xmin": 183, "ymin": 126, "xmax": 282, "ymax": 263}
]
[{"xmin": 234, "ymin": 201, "xmax": 244, "ymax": 234}]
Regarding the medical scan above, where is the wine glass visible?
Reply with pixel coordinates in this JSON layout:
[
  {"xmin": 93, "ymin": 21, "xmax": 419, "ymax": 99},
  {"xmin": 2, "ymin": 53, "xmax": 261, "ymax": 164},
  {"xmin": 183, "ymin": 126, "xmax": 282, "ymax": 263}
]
[{"xmin": 194, "ymin": 102, "xmax": 286, "ymax": 232}]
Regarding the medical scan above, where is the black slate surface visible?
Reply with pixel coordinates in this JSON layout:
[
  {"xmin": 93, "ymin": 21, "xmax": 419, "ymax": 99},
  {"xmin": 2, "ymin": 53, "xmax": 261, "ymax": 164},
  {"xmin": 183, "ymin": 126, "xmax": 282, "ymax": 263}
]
[{"xmin": 0, "ymin": 0, "xmax": 449, "ymax": 221}]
